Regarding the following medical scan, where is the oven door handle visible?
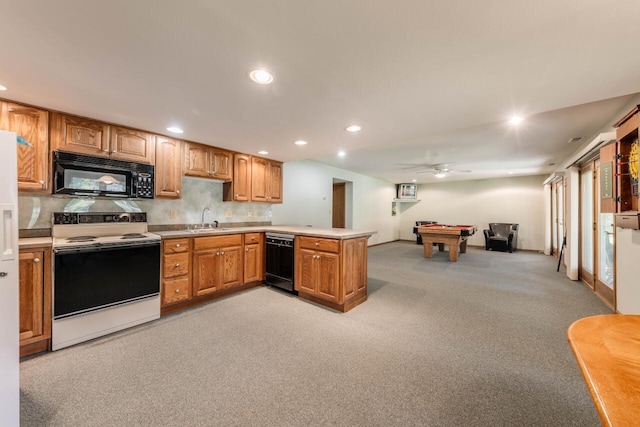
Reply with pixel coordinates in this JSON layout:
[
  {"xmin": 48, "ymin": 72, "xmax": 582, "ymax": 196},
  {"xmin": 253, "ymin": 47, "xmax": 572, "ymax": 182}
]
[{"xmin": 54, "ymin": 241, "xmax": 160, "ymax": 254}]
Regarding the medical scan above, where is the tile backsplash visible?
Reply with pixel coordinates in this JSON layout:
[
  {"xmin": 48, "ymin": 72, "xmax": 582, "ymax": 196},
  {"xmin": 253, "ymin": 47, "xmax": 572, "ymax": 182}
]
[{"xmin": 19, "ymin": 177, "xmax": 272, "ymax": 229}]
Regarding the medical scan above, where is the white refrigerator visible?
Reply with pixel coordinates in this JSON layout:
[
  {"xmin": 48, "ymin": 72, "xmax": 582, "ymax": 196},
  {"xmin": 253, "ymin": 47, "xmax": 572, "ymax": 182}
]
[{"xmin": 0, "ymin": 130, "xmax": 20, "ymax": 426}]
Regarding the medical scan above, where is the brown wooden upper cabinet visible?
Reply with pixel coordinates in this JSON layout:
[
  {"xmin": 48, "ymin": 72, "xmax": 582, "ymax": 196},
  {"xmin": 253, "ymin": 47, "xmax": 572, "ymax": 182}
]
[
  {"xmin": 223, "ymin": 153, "xmax": 251, "ymax": 202},
  {"xmin": 0, "ymin": 101, "xmax": 49, "ymax": 193},
  {"xmin": 155, "ymin": 136, "xmax": 183, "ymax": 199},
  {"xmin": 251, "ymin": 157, "xmax": 283, "ymax": 203},
  {"xmin": 184, "ymin": 141, "xmax": 232, "ymax": 181},
  {"xmin": 50, "ymin": 113, "xmax": 155, "ymax": 164},
  {"xmin": 611, "ymin": 105, "xmax": 640, "ymax": 213}
]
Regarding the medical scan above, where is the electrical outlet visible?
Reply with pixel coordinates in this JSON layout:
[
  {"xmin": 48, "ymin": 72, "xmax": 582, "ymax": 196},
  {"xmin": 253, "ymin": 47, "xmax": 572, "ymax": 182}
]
[
  {"xmin": 170, "ymin": 210, "xmax": 177, "ymax": 219},
  {"xmin": 225, "ymin": 210, "xmax": 232, "ymax": 219}
]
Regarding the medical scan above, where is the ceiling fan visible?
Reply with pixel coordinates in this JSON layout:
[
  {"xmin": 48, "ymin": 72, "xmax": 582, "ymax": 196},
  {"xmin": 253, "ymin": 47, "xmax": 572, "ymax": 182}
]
[{"xmin": 400, "ymin": 163, "xmax": 471, "ymax": 178}]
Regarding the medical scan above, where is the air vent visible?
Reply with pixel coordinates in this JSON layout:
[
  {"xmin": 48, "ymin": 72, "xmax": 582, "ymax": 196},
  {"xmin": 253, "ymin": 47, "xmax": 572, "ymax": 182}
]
[{"xmin": 568, "ymin": 137, "xmax": 584, "ymax": 144}]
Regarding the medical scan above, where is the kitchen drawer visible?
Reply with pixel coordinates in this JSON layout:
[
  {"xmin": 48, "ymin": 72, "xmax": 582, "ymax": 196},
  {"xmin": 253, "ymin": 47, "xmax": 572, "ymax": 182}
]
[
  {"xmin": 298, "ymin": 236, "xmax": 340, "ymax": 253},
  {"xmin": 163, "ymin": 252, "xmax": 189, "ymax": 278},
  {"xmin": 162, "ymin": 277, "xmax": 190, "ymax": 306},
  {"xmin": 163, "ymin": 238, "xmax": 190, "ymax": 254},
  {"xmin": 194, "ymin": 234, "xmax": 243, "ymax": 251},
  {"xmin": 244, "ymin": 232, "xmax": 263, "ymax": 245}
]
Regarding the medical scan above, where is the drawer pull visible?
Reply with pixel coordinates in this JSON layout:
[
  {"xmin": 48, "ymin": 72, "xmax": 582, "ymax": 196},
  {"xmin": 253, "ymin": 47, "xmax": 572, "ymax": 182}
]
[
  {"xmin": 246, "ymin": 248, "xmax": 249, "ymax": 252},
  {"xmin": 221, "ymin": 251, "xmax": 225, "ymax": 255},
  {"xmin": 175, "ymin": 289, "xmax": 180, "ymax": 293},
  {"xmin": 175, "ymin": 263, "xmax": 180, "ymax": 267},
  {"xmin": 176, "ymin": 243, "xmax": 181, "ymax": 248},
  {"xmin": 315, "ymin": 242, "xmax": 319, "ymax": 246},
  {"xmin": 34, "ymin": 258, "xmax": 40, "ymax": 263}
]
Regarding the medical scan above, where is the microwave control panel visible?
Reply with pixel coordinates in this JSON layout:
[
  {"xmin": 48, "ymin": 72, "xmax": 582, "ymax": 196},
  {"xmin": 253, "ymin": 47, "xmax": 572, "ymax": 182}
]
[{"xmin": 134, "ymin": 172, "xmax": 154, "ymax": 198}]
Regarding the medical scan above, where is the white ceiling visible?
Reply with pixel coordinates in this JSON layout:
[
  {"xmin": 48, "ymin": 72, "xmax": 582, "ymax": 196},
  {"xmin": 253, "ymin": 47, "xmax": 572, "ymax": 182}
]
[{"xmin": 3, "ymin": 1, "xmax": 640, "ymax": 183}]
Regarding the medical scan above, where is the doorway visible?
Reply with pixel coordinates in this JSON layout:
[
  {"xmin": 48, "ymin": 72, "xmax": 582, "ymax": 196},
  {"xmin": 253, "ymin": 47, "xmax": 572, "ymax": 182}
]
[
  {"xmin": 332, "ymin": 179, "xmax": 352, "ymax": 229},
  {"xmin": 332, "ymin": 182, "xmax": 346, "ymax": 228}
]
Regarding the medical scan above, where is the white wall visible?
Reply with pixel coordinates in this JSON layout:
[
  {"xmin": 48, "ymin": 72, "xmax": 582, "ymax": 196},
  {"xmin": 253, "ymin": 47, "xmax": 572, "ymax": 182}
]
[
  {"xmin": 271, "ymin": 160, "xmax": 399, "ymax": 246},
  {"xmin": 398, "ymin": 175, "xmax": 547, "ymax": 251}
]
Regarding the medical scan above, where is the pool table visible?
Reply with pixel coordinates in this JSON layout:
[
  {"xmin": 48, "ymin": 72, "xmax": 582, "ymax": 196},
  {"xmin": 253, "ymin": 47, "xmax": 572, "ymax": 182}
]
[{"xmin": 417, "ymin": 224, "xmax": 477, "ymax": 262}]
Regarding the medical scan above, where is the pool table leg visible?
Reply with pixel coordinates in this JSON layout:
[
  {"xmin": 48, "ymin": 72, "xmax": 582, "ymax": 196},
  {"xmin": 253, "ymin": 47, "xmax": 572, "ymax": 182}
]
[
  {"xmin": 422, "ymin": 240, "xmax": 434, "ymax": 258},
  {"xmin": 460, "ymin": 238, "xmax": 468, "ymax": 253},
  {"xmin": 449, "ymin": 244, "xmax": 459, "ymax": 262},
  {"xmin": 437, "ymin": 243, "xmax": 445, "ymax": 251}
]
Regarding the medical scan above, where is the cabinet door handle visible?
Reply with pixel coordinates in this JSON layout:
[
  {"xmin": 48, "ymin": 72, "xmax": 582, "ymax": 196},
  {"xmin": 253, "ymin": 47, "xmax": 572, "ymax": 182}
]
[
  {"xmin": 176, "ymin": 190, "xmax": 181, "ymax": 194},
  {"xmin": 39, "ymin": 180, "xmax": 45, "ymax": 185},
  {"xmin": 175, "ymin": 289, "xmax": 180, "ymax": 293},
  {"xmin": 111, "ymin": 149, "xmax": 117, "ymax": 154},
  {"xmin": 34, "ymin": 258, "xmax": 40, "ymax": 263},
  {"xmin": 175, "ymin": 243, "xmax": 181, "ymax": 247},
  {"xmin": 221, "ymin": 251, "xmax": 224, "ymax": 255},
  {"xmin": 315, "ymin": 242, "xmax": 319, "ymax": 246},
  {"xmin": 216, "ymin": 252, "xmax": 220, "ymax": 256},
  {"xmin": 245, "ymin": 248, "xmax": 249, "ymax": 252},
  {"xmin": 103, "ymin": 148, "xmax": 109, "ymax": 152},
  {"xmin": 175, "ymin": 263, "xmax": 180, "ymax": 267}
]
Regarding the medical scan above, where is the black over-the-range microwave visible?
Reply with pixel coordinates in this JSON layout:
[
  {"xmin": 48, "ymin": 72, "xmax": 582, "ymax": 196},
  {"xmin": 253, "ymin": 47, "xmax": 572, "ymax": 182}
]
[{"xmin": 52, "ymin": 151, "xmax": 154, "ymax": 199}]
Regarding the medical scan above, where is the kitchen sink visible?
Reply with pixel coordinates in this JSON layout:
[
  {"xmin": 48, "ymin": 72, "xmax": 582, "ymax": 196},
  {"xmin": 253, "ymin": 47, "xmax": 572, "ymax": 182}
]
[{"xmin": 186, "ymin": 226, "xmax": 231, "ymax": 233}]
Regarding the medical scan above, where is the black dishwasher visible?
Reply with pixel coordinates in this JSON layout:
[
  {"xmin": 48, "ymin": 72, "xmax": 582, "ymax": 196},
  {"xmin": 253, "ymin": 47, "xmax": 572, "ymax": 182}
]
[{"xmin": 265, "ymin": 233, "xmax": 296, "ymax": 294}]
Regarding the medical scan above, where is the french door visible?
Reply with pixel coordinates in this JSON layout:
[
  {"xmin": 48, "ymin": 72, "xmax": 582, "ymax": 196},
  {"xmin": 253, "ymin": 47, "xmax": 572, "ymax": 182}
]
[{"xmin": 579, "ymin": 158, "xmax": 615, "ymax": 308}]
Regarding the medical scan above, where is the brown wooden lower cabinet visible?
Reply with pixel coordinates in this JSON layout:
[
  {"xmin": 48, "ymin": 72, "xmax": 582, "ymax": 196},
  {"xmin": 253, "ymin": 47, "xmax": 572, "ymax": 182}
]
[
  {"xmin": 161, "ymin": 238, "xmax": 191, "ymax": 307},
  {"xmin": 295, "ymin": 236, "xmax": 368, "ymax": 312},
  {"xmin": 243, "ymin": 233, "xmax": 264, "ymax": 283},
  {"xmin": 19, "ymin": 247, "xmax": 52, "ymax": 357},
  {"xmin": 193, "ymin": 234, "xmax": 244, "ymax": 296},
  {"xmin": 161, "ymin": 232, "xmax": 367, "ymax": 315}
]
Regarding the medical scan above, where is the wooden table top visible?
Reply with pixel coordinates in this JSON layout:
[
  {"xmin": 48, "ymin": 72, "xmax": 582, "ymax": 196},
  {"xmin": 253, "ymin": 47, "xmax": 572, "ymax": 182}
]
[{"xmin": 567, "ymin": 314, "xmax": 640, "ymax": 427}]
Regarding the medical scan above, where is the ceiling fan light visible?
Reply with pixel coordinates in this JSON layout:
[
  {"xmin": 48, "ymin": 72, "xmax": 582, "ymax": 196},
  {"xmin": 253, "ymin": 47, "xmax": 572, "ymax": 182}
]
[{"xmin": 434, "ymin": 171, "xmax": 446, "ymax": 178}]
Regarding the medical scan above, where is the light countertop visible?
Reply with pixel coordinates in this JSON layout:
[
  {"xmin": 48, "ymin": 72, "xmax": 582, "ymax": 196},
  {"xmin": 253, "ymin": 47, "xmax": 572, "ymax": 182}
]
[
  {"xmin": 17, "ymin": 227, "xmax": 376, "ymax": 249},
  {"xmin": 155, "ymin": 226, "xmax": 376, "ymax": 240},
  {"xmin": 19, "ymin": 237, "xmax": 53, "ymax": 249}
]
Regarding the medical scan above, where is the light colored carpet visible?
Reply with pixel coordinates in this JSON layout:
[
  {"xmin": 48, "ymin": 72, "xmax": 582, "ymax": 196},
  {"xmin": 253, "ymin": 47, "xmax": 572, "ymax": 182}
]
[{"xmin": 20, "ymin": 242, "xmax": 611, "ymax": 426}]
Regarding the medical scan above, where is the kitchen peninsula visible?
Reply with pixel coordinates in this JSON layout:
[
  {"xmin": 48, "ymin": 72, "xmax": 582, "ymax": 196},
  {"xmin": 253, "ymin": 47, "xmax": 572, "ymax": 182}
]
[{"xmin": 155, "ymin": 225, "xmax": 375, "ymax": 314}]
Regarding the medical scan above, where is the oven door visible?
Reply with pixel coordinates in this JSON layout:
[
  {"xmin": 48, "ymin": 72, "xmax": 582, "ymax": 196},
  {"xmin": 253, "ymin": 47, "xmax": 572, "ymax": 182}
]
[{"xmin": 53, "ymin": 241, "xmax": 160, "ymax": 319}]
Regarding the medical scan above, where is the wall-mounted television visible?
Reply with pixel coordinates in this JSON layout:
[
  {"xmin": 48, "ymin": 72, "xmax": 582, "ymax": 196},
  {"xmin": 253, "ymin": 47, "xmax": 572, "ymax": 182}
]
[{"xmin": 396, "ymin": 183, "xmax": 418, "ymax": 199}]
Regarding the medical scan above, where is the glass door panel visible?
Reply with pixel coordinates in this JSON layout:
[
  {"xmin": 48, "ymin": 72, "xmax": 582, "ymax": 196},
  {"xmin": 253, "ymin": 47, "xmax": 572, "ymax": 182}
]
[
  {"xmin": 597, "ymin": 212, "xmax": 614, "ymax": 288},
  {"xmin": 580, "ymin": 168, "xmax": 594, "ymax": 286}
]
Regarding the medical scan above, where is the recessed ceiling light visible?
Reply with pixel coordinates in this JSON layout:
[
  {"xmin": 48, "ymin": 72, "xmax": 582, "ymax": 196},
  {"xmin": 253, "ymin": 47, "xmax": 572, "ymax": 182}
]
[
  {"xmin": 508, "ymin": 116, "xmax": 524, "ymax": 125},
  {"xmin": 249, "ymin": 69, "xmax": 274, "ymax": 84},
  {"xmin": 294, "ymin": 140, "xmax": 307, "ymax": 146},
  {"xmin": 166, "ymin": 127, "xmax": 184, "ymax": 134},
  {"xmin": 412, "ymin": 179, "xmax": 417, "ymax": 183},
  {"xmin": 337, "ymin": 151, "xmax": 346, "ymax": 157},
  {"xmin": 258, "ymin": 150, "xmax": 268, "ymax": 155},
  {"xmin": 0, "ymin": 85, "xmax": 7, "ymax": 91},
  {"xmin": 508, "ymin": 171, "xmax": 514, "ymax": 174},
  {"xmin": 346, "ymin": 125, "xmax": 361, "ymax": 132}
]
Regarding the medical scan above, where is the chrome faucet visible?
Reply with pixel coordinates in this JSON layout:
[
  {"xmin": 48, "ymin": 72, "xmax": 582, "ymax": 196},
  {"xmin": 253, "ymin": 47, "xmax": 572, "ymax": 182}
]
[{"xmin": 201, "ymin": 207, "xmax": 211, "ymax": 227}]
